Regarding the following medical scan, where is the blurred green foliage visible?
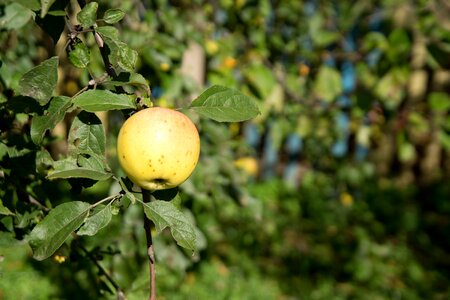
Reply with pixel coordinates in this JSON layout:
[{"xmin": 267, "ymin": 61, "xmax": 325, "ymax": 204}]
[{"xmin": 1, "ymin": 0, "xmax": 450, "ymax": 299}]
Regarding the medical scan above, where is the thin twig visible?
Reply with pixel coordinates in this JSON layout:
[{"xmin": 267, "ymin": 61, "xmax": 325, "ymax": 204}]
[
  {"xmin": 78, "ymin": 244, "xmax": 125, "ymax": 299},
  {"xmin": 76, "ymin": 0, "xmax": 126, "ymax": 94},
  {"xmin": 142, "ymin": 189, "xmax": 156, "ymax": 300},
  {"xmin": 90, "ymin": 193, "xmax": 121, "ymax": 209}
]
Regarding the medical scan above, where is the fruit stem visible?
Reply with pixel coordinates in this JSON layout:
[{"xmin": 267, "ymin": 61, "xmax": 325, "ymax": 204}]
[{"xmin": 142, "ymin": 189, "xmax": 157, "ymax": 300}]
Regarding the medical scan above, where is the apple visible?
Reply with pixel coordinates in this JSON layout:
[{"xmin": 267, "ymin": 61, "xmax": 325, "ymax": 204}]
[{"xmin": 117, "ymin": 107, "xmax": 200, "ymax": 191}]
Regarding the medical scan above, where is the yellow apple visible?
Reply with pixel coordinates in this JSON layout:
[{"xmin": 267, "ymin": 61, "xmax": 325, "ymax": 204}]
[
  {"xmin": 117, "ymin": 107, "xmax": 200, "ymax": 191},
  {"xmin": 234, "ymin": 156, "xmax": 259, "ymax": 177}
]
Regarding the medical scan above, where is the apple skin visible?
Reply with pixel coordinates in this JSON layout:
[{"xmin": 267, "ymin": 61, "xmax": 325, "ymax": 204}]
[{"xmin": 117, "ymin": 107, "xmax": 200, "ymax": 191}]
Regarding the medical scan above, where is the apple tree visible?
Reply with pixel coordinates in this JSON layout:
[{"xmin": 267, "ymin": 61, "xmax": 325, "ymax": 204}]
[{"xmin": 0, "ymin": 0, "xmax": 259, "ymax": 299}]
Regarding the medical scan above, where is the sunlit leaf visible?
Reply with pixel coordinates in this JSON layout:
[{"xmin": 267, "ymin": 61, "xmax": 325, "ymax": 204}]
[
  {"xmin": 77, "ymin": 2, "xmax": 98, "ymax": 28},
  {"xmin": 40, "ymin": 0, "xmax": 57, "ymax": 18},
  {"xmin": 18, "ymin": 57, "xmax": 58, "ymax": 105},
  {"xmin": 242, "ymin": 64, "xmax": 276, "ymax": 99},
  {"xmin": 96, "ymin": 26, "xmax": 119, "ymax": 39},
  {"xmin": 78, "ymin": 204, "xmax": 112, "ymax": 236},
  {"xmin": 190, "ymin": 85, "xmax": 260, "ymax": 122},
  {"xmin": 73, "ymin": 90, "xmax": 136, "ymax": 112},
  {"xmin": 47, "ymin": 155, "xmax": 111, "ymax": 181},
  {"xmin": 31, "ymin": 96, "xmax": 72, "ymax": 145},
  {"xmin": 103, "ymin": 9, "xmax": 125, "ymax": 24},
  {"xmin": 68, "ymin": 111, "xmax": 105, "ymax": 156},
  {"xmin": 68, "ymin": 40, "xmax": 91, "ymax": 69},
  {"xmin": 143, "ymin": 200, "xmax": 196, "ymax": 251},
  {"xmin": 0, "ymin": 3, "xmax": 33, "ymax": 29},
  {"xmin": 0, "ymin": 200, "xmax": 15, "ymax": 216},
  {"xmin": 313, "ymin": 66, "xmax": 342, "ymax": 102},
  {"xmin": 16, "ymin": 0, "xmax": 40, "ymax": 11},
  {"xmin": 28, "ymin": 201, "xmax": 91, "ymax": 260},
  {"xmin": 429, "ymin": 92, "xmax": 450, "ymax": 112}
]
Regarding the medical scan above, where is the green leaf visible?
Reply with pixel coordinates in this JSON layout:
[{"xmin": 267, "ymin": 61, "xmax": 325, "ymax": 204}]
[
  {"xmin": 28, "ymin": 201, "xmax": 91, "ymax": 260},
  {"xmin": 73, "ymin": 90, "xmax": 136, "ymax": 112},
  {"xmin": 100, "ymin": 34, "xmax": 138, "ymax": 73},
  {"xmin": 439, "ymin": 131, "xmax": 450, "ymax": 150},
  {"xmin": 77, "ymin": 2, "xmax": 98, "ymax": 28},
  {"xmin": 96, "ymin": 26, "xmax": 119, "ymax": 40},
  {"xmin": 103, "ymin": 9, "xmax": 125, "ymax": 24},
  {"xmin": 68, "ymin": 111, "xmax": 105, "ymax": 155},
  {"xmin": 47, "ymin": 155, "xmax": 111, "ymax": 181},
  {"xmin": 68, "ymin": 40, "xmax": 91, "ymax": 69},
  {"xmin": 114, "ymin": 42, "xmax": 138, "ymax": 73},
  {"xmin": 0, "ymin": 200, "xmax": 15, "ymax": 216},
  {"xmin": 0, "ymin": 232, "xmax": 21, "ymax": 248},
  {"xmin": 36, "ymin": 149, "xmax": 54, "ymax": 174},
  {"xmin": 0, "ymin": 3, "xmax": 33, "ymax": 29},
  {"xmin": 313, "ymin": 66, "xmax": 342, "ymax": 102},
  {"xmin": 102, "ymin": 73, "xmax": 151, "ymax": 97},
  {"xmin": 77, "ymin": 153, "xmax": 110, "ymax": 175},
  {"xmin": 242, "ymin": 64, "xmax": 276, "ymax": 99},
  {"xmin": 429, "ymin": 92, "xmax": 450, "ymax": 112},
  {"xmin": 143, "ymin": 200, "xmax": 196, "ymax": 251},
  {"xmin": 77, "ymin": 204, "xmax": 112, "ymax": 236},
  {"xmin": 312, "ymin": 31, "xmax": 340, "ymax": 47},
  {"xmin": 309, "ymin": 14, "xmax": 339, "ymax": 47},
  {"xmin": 40, "ymin": 0, "xmax": 57, "ymax": 18},
  {"xmin": 124, "ymin": 191, "xmax": 138, "ymax": 205},
  {"xmin": 189, "ymin": 85, "xmax": 260, "ymax": 122},
  {"xmin": 375, "ymin": 67, "xmax": 409, "ymax": 110},
  {"xmin": 31, "ymin": 96, "xmax": 72, "ymax": 145},
  {"xmin": 398, "ymin": 142, "xmax": 416, "ymax": 163},
  {"xmin": 18, "ymin": 56, "xmax": 58, "ymax": 105},
  {"xmin": 17, "ymin": 0, "xmax": 40, "ymax": 11}
]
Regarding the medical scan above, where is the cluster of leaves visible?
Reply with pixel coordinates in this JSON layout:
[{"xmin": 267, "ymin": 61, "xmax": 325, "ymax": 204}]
[
  {"xmin": 1, "ymin": 0, "xmax": 450, "ymax": 299},
  {"xmin": 0, "ymin": 1, "xmax": 259, "ymax": 297}
]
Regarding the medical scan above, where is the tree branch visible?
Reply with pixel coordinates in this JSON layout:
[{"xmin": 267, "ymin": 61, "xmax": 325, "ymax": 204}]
[
  {"xmin": 78, "ymin": 244, "xmax": 125, "ymax": 300},
  {"xmin": 76, "ymin": 0, "xmax": 125, "ymax": 93},
  {"xmin": 142, "ymin": 189, "xmax": 157, "ymax": 300}
]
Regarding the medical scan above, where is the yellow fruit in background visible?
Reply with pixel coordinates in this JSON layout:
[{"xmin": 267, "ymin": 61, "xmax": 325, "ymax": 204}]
[
  {"xmin": 298, "ymin": 63, "xmax": 310, "ymax": 76},
  {"xmin": 222, "ymin": 56, "xmax": 237, "ymax": 69},
  {"xmin": 117, "ymin": 107, "xmax": 200, "ymax": 191},
  {"xmin": 159, "ymin": 62, "xmax": 170, "ymax": 71},
  {"xmin": 340, "ymin": 192, "xmax": 353, "ymax": 207},
  {"xmin": 205, "ymin": 40, "xmax": 219, "ymax": 55},
  {"xmin": 234, "ymin": 157, "xmax": 259, "ymax": 177}
]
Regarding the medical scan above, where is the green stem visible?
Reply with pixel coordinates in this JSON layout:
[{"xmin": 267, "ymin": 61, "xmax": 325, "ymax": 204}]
[{"xmin": 90, "ymin": 193, "xmax": 121, "ymax": 209}]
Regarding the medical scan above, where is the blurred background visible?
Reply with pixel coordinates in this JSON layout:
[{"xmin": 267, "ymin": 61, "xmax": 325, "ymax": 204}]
[{"xmin": 1, "ymin": 0, "xmax": 450, "ymax": 299}]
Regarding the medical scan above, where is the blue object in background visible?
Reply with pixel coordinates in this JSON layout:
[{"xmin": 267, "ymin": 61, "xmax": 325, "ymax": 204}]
[
  {"xmin": 355, "ymin": 144, "xmax": 369, "ymax": 161},
  {"xmin": 261, "ymin": 122, "xmax": 279, "ymax": 180},
  {"xmin": 366, "ymin": 49, "xmax": 382, "ymax": 68},
  {"xmin": 341, "ymin": 60, "xmax": 356, "ymax": 94},
  {"xmin": 324, "ymin": 55, "xmax": 336, "ymax": 67},
  {"xmin": 331, "ymin": 25, "xmax": 356, "ymax": 158},
  {"xmin": 285, "ymin": 133, "xmax": 303, "ymax": 155},
  {"xmin": 151, "ymin": 86, "xmax": 163, "ymax": 98},
  {"xmin": 243, "ymin": 123, "xmax": 260, "ymax": 150},
  {"xmin": 332, "ymin": 139, "xmax": 348, "ymax": 157},
  {"xmin": 337, "ymin": 95, "xmax": 352, "ymax": 108},
  {"xmin": 331, "ymin": 112, "xmax": 350, "ymax": 158},
  {"xmin": 283, "ymin": 133, "xmax": 303, "ymax": 186}
]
